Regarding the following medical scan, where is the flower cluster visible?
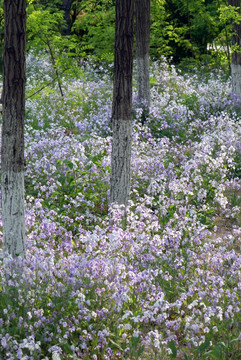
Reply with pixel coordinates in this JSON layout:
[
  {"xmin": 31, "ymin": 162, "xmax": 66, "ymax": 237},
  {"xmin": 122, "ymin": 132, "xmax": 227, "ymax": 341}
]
[{"xmin": 0, "ymin": 56, "xmax": 241, "ymax": 359}]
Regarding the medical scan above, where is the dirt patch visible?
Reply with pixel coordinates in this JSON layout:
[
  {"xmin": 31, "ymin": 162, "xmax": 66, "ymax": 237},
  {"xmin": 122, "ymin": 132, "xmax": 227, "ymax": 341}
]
[{"xmin": 209, "ymin": 215, "xmax": 241, "ymax": 252}]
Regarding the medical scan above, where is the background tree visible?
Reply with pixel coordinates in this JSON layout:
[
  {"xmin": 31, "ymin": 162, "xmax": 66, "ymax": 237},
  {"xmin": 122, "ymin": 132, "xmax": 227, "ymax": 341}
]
[
  {"xmin": 27, "ymin": 2, "xmax": 79, "ymax": 97},
  {"xmin": 151, "ymin": 0, "xmax": 222, "ymax": 64},
  {"xmin": 135, "ymin": 0, "xmax": 151, "ymax": 120},
  {"xmin": 110, "ymin": 0, "xmax": 134, "ymax": 206},
  {"xmin": 0, "ymin": 0, "xmax": 3, "ymax": 73},
  {"xmin": 1, "ymin": 0, "xmax": 27, "ymax": 256},
  {"xmin": 72, "ymin": 0, "xmax": 115, "ymax": 63},
  {"xmin": 12, "ymin": 0, "xmax": 235, "ymax": 69},
  {"xmin": 229, "ymin": 0, "xmax": 241, "ymax": 96},
  {"xmin": 35, "ymin": 0, "xmax": 79, "ymax": 36},
  {"xmin": 61, "ymin": 0, "xmax": 74, "ymax": 35}
]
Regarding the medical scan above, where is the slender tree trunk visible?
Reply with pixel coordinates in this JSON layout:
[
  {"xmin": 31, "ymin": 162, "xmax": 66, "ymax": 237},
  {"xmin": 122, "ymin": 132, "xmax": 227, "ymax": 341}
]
[
  {"xmin": 61, "ymin": 0, "xmax": 74, "ymax": 36},
  {"xmin": 110, "ymin": 0, "xmax": 134, "ymax": 206},
  {"xmin": 1, "ymin": 0, "xmax": 26, "ymax": 257},
  {"xmin": 46, "ymin": 38, "xmax": 64, "ymax": 98},
  {"xmin": 135, "ymin": 0, "xmax": 150, "ymax": 120},
  {"xmin": 229, "ymin": 0, "xmax": 241, "ymax": 96}
]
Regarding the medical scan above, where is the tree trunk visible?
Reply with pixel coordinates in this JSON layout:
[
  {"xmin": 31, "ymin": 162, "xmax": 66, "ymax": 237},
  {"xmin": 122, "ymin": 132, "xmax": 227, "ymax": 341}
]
[
  {"xmin": 110, "ymin": 0, "xmax": 134, "ymax": 206},
  {"xmin": 1, "ymin": 0, "xmax": 26, "ymax": 257},
  {"xmin": 135, "ymin": 0, "xmax": 150, "ymax": 118},
  {"xmin": 61, "ymin": 0, "xmax": 74, "ymax": 36},
  {"xmin": 229, "ymin": 0, "xmax": 241, "ymax": 96}
]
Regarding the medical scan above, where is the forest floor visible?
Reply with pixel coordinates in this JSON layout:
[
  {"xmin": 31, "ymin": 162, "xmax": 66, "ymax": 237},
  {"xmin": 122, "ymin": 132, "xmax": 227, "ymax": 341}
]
[{"xmin": 1, "ymin": 57, "xmax": 241, "ymax": 359}]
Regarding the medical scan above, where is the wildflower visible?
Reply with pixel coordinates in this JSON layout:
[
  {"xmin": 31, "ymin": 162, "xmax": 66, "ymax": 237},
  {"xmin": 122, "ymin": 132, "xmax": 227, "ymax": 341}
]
[
  {"xmin": 52, "ymin": 352, "xmax": 61, "ymax": 360},
  {"xmin": 1, "ymin": 337, "xmax": 7, "ymax": 348}
]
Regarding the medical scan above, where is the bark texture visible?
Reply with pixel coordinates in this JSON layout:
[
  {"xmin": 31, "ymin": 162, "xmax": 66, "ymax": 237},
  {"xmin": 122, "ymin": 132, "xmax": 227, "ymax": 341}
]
[
  {"xmin": 135, "ymin": 0, "xmax": 150, "ymax": 111},
  {"xmin": 110, "ymin": 0, "xmax": 134, "ymax": 206},
  {"xmin": 230, "ymin": 0, "xmax": 241, "ymax": 96},
  {"xmin": 2, "ymin": 0, "xmax": 26, "ymax": 256}
]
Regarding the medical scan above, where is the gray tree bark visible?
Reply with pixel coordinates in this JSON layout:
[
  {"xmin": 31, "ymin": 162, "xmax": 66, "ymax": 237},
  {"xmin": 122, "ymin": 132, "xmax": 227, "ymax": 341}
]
[
  {"xmin": 229, "ymin": 0, "xmax": 241, "ymax": 97},
  {"xmin": 110, "ymin": 0, "xmax": 134, "ymax": 206},
  {"xmin": 135, "ymin": 0, "xmax": 150, "ymax": 119},
  {"xmin": 1, "ymin": 0, "xmax": 26, "ymax": 257}
]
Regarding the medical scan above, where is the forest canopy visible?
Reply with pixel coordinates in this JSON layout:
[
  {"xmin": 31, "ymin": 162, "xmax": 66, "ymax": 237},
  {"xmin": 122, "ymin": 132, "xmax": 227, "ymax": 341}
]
[{"xmin": 0, "ymin": 0, "xmax": 239, "ymax": 70}]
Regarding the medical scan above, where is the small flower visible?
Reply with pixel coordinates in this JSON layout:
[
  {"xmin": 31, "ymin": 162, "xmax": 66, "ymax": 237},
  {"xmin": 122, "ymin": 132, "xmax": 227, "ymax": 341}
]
[
  {"xmin": 1, "ymin": 337, "xmax": 7, "ymax": 348},
  {"xmin": 52, "ymin": 351, "xmax": 61, "ymax": 360},
  {"xmin": 124, "ymin": 324, "xmax": 132, "ymax": 330},
  {"xmin": 133, "ymin": 330, "xmax": 140, "ymax": 337},
  {"xmin": 49, "ymin": 345, "xmax": 62, "ymax": 354}
]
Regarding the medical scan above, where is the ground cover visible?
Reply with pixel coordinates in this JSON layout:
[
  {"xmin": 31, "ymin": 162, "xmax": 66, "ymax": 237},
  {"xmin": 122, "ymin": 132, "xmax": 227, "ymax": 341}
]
[{"xmin": 0, "ymin": 55, "xmax": 241, "ymax": 359}]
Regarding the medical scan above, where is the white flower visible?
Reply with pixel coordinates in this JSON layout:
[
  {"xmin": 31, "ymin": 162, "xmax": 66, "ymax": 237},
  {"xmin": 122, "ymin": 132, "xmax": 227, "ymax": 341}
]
[
  {"xmin": 91, "ymin": 311, "xmax": 97, "ymax": 319},
  {"xmin": 153, "ymin": 339, "xmax": 160, "ymax": 349},
  {"xmin": 122, "ymin": 310, "xmax": 133, "ymax": 320},
  {"xmin": 124, "ymin": 323, "xmax": 132, "ymax": 330},
  {"xmin": 52, "ymin": 351, "xmax": 61, "ymax": 360},
  {"xmin": 48, "ymin": 346, "xmax": 62, "ymax": 354},
  {"xmin": 133, "ymin": 330, "xmax": 140, "ymax": 337},
  {"xmin": 204, "ymin": 316, "xmax": 210, "ymax": 323},
  {"xmin": 27, "ymin": 312, "xmax": 32, "ymax": 319}
]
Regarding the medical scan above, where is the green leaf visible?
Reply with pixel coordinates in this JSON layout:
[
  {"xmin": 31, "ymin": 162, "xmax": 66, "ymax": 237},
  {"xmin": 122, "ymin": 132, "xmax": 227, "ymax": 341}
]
[
  {"xmin": 137, "ymin": 345, "xmax": 145, "ymax": 356},
  {"xmin": 86, "ymin": 164, "xmax": 92, "ymax": 171},
  {"xmin": 230, "ymin": 337, "xmax": 240, "ymax": 345},
  {"xmin": 109, "ymin": 338, "xmax": 124, "ymax": 351},
  {"xmin": 168, "ymin": 340, "xmax": 177, "ymax": 358},
  {"xmin": 63, "ymin": 159, "xmax": 74, "ymax": 169},
  {"xmin": 202, "ymin": 350, "xmax": 216, "ymax": 359},
  {"xmin": 211, "ymin": 345, "xmax": 223, "ymax": 359},
  {"xmin": 62, "ymin": 342, "xmax": 72, "ymax": 354},
  {"xmin": 131, "ymin": 335, "xmax": 141, "ymax": 347},
  {"xmin": 195, "ymin": 338, "xmax": 210, "ymax": 353}
]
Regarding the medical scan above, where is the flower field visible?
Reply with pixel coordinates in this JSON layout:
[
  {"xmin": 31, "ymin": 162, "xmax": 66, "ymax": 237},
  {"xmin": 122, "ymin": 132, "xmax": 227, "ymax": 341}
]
[{"xmin": 0, "ymin": 55, "xmax": 241, "ymax": 359}]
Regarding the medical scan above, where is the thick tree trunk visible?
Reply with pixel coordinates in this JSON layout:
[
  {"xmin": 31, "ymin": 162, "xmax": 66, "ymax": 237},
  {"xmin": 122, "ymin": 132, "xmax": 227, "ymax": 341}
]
[
  {"xmin": 230, "ymin": 0, "xmax": 241, "ymax": 97},
  {"xmin": 135, "ymin": 0, "xmax": 150, "ymax": 115},
  {"xmin": 2, "ymin": 0, "xmax": 26, "ymax": 257},
  {"xmin": 110, "ymin": 0, "xmax": 134, "ymax": 206}
]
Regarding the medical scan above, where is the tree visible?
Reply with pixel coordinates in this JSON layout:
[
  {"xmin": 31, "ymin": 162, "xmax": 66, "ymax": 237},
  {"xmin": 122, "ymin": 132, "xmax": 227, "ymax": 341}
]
[
  {"xmin": 61, "ymin": 0, "xmax": 74, "ymax": 35},
  {"xmin": 72, "ymin": 0, "xmax": 115, "ymax": 62},
  {"xmin": 229, "ymin": 0, "xmax": 241, "ymax": 97},
  {"xmin": 150, "ymin": 0, "xmax": 222, "ymax": 63},
  {"xmin": 1, "ymin": 0, "xmax": 27, "ymax": 257},
  {"xmin": 135, "ymin": 0, "xmax": 151, "ymax": 118},
  {"xmin": 110, "ymin": 0, "xmax": 134, "ymax": 206},
  {"xmin": 27, "ymin": 4, "xmax": 69, "ymax": 98}
]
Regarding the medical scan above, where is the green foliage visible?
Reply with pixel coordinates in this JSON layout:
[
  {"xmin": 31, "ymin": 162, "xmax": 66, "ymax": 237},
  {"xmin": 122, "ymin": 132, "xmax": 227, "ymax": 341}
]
[
  {"xmin": 26, "ymin": 147, "xmax": 110, "ymax": 232},
  {"xmin": 192, "ymin": 333, "xmax": 241, "ymax": 359},
  {"xmin": 72, "ymin": 0, "xmax": 115, "ymax": 64},
  {"xmin": 27, "ymin": 7, "xmax": 64, "ymax": 49},
  {"xmin": 150, "ymin": 0, "xmax": 221, "ymax": 63},
  {"xmin": 218, "ymin": 3, "xmax": 241, "ymax": 27},
  {"xmin": 168, "ymin": 340, "xmax": 177, "ymax": 358},
  {"xmin": 26, "ymin": 3, "xmax": 83, "ymax": 98},
  {"xmin": 23, "ymin": 0, "xmax": 241, "ymax": 67},
  {"xmin": 27, "ymin": 4, "xmax": 79, "ymax": 62},
  {"xmin": 230, "ymin": 150, "xmax": 241, "ymax": 179}
]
